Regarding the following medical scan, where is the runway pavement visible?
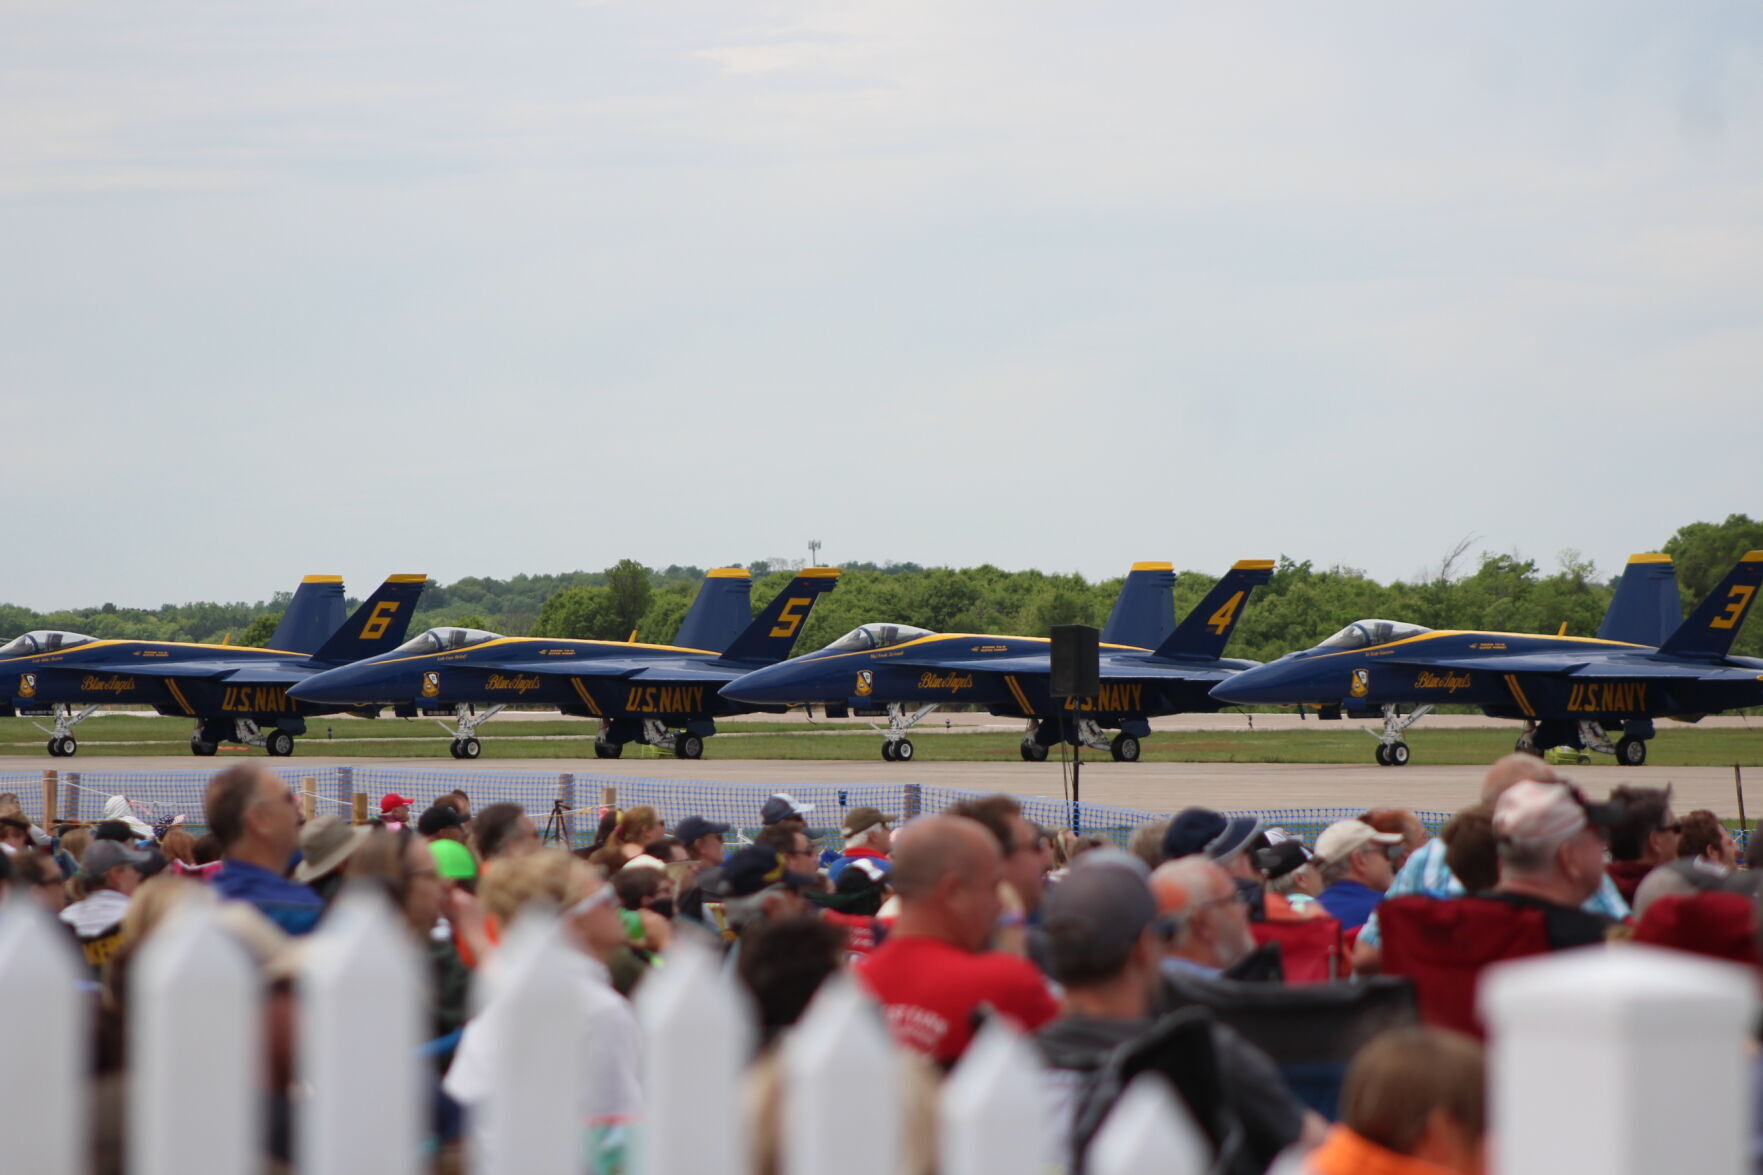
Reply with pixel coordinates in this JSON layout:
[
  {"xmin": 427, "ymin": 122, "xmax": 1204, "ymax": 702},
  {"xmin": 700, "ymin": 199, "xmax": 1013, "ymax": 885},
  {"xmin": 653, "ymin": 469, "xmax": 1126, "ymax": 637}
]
[{"xmin": 35, "ymin": 754, "xmax": 1759, "ymax": 818}]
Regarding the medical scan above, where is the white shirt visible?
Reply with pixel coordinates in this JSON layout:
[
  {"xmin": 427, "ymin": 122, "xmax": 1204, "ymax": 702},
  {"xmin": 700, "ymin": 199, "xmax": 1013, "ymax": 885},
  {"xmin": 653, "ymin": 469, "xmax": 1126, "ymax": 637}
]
[
  {"xmin": 443, "ymin": 949, "xmax": 641, "ymax": 1124},
  {"xmin": 60, "ymin": 889, "xmax": 131, "ymax": 939}
]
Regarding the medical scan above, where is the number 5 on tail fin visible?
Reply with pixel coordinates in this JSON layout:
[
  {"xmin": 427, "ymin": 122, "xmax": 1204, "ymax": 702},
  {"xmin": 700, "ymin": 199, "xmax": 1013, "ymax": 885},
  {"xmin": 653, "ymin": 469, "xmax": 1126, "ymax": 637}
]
[
  {"xmin": 721, "ymin": 569, "xmax": 840, "ymax": 663},
  {"xmin": 1657, "ymin": 551, "xmax": 1763, "ymax": 660},
  {"xmin": 1155, "ymin": 561, "xmax": 1275, "ymax": 661}
]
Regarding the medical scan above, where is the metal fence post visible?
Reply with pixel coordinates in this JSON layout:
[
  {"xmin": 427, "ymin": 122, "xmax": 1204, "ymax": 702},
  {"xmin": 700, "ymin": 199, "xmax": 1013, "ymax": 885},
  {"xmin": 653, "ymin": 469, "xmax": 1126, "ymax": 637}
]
[{"xmin": 902, "ymin": 783, "xmax": 922, "ymax": 820}]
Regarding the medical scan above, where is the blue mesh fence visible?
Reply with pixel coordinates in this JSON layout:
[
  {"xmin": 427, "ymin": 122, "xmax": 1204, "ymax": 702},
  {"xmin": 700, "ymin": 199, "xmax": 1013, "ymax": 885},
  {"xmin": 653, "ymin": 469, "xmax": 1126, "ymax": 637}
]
[{"xmin": 0, "ymin": 764, "xmax": 1752, "ymax": 856}]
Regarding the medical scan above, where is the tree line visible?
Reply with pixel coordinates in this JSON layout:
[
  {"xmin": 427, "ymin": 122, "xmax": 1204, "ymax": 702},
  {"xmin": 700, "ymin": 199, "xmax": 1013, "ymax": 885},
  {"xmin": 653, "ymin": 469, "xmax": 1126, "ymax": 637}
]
[{"xmin": 3, "ymin": 516, "xmax": 1758, "ymax": 662}]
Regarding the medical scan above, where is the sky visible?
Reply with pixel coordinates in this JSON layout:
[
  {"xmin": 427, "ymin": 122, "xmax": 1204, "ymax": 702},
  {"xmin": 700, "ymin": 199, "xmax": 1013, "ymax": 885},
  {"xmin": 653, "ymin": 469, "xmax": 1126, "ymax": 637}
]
[{"xmin": 3, "ymin": 2, "xmax": 1760, "ymax": 611}]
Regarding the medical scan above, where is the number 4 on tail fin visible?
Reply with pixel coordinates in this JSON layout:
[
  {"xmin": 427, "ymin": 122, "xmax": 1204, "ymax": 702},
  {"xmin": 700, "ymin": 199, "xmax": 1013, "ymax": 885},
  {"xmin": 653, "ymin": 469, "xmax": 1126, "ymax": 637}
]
[{"xmin": 1155, "ymin": 561, "xmax": 1274, "ymax": 661}]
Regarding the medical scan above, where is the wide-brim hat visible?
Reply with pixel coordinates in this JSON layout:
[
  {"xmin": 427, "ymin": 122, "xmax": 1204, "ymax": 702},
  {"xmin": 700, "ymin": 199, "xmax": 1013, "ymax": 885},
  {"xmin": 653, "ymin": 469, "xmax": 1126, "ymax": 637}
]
[{"xmin": 294, "ymin": 815, "xmax": 373, "ymax": 883}]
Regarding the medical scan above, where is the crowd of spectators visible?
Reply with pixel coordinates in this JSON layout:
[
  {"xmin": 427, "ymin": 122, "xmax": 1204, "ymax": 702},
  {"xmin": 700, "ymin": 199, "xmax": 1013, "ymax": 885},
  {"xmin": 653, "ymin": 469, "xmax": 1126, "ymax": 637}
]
[{"xmin": 1, "ymin": 749, "xmax": 1760, "ymax": 1175}]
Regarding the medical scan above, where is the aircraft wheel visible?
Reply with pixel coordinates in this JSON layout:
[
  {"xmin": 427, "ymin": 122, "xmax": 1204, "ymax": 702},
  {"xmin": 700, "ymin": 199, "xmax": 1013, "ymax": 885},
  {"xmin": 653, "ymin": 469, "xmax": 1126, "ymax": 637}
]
[
  {"xmin": 265, "ymin": 731, "xmax": 295, "ymax": 757},
  {"xmin": 1020, "ymin": 738, "xmax": 1048, "ymax": 762},
  {"xmin": 447, "ymin": 739, "xmax": 463, "ymax": 759},
  {"xmin": 594, "ymin": 740, "xmax": 622, "ymax": 760},
  {"xmin": 1388, "ymin": 741, "xmax": 1411, "ymax": 767},
  {"xmin": 1374, "ymin": 744, "xmax": 1390, "ymax": 766},
  {"xmin": 457, "ymin": 737, "xmax": 482, "ymax": 760},
  {"xmin": 62, "ymin": 736, "xmax": 78, "ymax": 757},
  {"xmin": 46, "ymin": 738, "xmax": 62, "ymax": 757},
  {"xmin": 190, "ymin": 738, "xmax": 218, "ymax": 757},
  {"xmin": 1109, "ymin": 734, "xmax": 1141, "ymax": 763},
  {"xmin": 1616, "ymin": 736, "xmax": 1647, "ymax": 767},
  {"xmin": 676, "ymin": 734, "xmax": 704, "ymax": 760},
  {"xmin": 881, "ymin": 741, "xmax": 898, "ymax": 762},
  {"xmin": 894, "ymin": 738, "xmax": 915, "ymax": 762}
]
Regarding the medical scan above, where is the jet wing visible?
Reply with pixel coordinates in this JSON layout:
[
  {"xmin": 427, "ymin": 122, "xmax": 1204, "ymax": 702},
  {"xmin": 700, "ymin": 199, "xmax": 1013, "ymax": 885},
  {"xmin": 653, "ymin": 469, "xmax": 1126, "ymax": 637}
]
[
  {"xmin": 1376, "ymin": 655, "xmax": 1594, "ymax": 675},
  {"xmin": 886, "ymin": 655, "xmax": 1052, "ymax": 677},
  {"xmin": 68, "ymin": 659, "xmax": 278, "ymax": 680},
  {"xmin": 471, "ymin": 658, "xmax": 740, "ymax": 681}
]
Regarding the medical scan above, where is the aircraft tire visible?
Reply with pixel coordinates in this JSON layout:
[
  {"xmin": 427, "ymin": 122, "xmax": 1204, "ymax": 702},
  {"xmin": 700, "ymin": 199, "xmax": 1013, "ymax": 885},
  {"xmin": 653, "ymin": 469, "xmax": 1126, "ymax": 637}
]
[
  {"xmin": 458, "ymin": 737, "xmax": 481, "ymax": 760},
  {"xmin": 46, "ymin": 738, "xmax": 62, "ymax": 757},
  {"xmin": 881, "ymin": 741, "xmax": 897, "ymax": 761},
  {"xmin": 1375, "ymin": 744, "xmax": 1391, "ymax": 766},
  {"xmin": 895, "ymin": 738, "xmax": 915, "ymax": 762},
  {"xmin": 1020, "ymin": 739, "xmax": 1048, "ymax": 763},
  {"xmin": 190, "ymin": 738, "xmax": 218, "ymax": 757},
  {"xmin": 676, "ymin": 734, "xmax": 704, "ymax": 760},
  {"xmin": 1389, "ymin": 741, "xmax": 1411, "ymax": 767},
  {"xmin": 1616, "ymin": 736, "xmax": 1647, "ymax": 767},
  {"xmin": 594, "ymin": 741, "xmax": 623, "ymax": 760},
  {"xmin": 1109, "ymin": 734, "xmax": 1141, "ymax": 763},
  {"xmin": 265, "ymin": 731, "xmax": 295, "ymax": 757}
]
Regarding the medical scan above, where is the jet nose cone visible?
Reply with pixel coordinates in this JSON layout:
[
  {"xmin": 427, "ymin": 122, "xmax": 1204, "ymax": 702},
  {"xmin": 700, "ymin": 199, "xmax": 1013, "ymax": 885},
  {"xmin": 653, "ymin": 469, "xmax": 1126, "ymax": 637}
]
[
  {"xmin": 719, "ymin": 662, "xmax": 802, "ymax": 705},
  {"xmin": 1208, "ymin": 663, "xmax": 1288, "ymax": 706},
  {"xmin": 288, "ymin": 664, "xmax": 376, "ymax": 705}
]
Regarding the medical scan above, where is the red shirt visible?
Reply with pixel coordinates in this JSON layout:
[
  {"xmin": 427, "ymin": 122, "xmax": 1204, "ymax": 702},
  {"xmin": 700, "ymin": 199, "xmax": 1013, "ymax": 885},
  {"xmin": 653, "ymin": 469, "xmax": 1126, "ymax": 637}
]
[{"xmin": 857, "ymin": 934, "xmax": 1057, "ymax": 1065}]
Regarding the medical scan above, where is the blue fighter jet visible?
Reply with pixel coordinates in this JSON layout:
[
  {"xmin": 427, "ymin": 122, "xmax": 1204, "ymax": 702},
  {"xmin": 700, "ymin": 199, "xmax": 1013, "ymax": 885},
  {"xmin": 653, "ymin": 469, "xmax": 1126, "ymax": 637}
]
[
  {"xmin": 1208, "ymin": 551, "xmax": 1763, "ymax": 767},
  {"xmin": 718, "ymin": 561, "xmax": 1275, "ymax": 762},
  {"xmin": 0, "ymin": 574, "xmax": 428, "ymax": 757},
  {"xmin": 285, "ymin": 568, "xmax": 840, "ymax": 759}
]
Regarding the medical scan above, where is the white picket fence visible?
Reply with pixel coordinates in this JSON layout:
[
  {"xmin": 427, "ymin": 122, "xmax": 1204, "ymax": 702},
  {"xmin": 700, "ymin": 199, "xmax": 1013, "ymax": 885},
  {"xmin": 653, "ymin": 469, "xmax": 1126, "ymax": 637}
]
[{"xmin": 0, "ymin": 892, "xmax": 1756, "ymax": 1175}]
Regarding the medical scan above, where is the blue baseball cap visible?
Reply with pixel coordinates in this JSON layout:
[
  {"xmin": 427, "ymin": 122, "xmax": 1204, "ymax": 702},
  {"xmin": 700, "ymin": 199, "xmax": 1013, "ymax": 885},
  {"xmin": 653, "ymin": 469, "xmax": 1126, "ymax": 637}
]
[{"xmin": 1162, "ymin": 807, "xmax": 1262, "ymax": 863}]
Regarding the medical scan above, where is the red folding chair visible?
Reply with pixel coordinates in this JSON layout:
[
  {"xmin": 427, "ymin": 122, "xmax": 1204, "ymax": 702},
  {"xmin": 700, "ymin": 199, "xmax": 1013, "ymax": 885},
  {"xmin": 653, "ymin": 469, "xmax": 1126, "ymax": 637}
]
[
  {"xmin": 1377, "ymin": 896, "xmax": 1550, "ymax": 1039},
  {"xmin": 1251, "ymin": 916, "xmax": 1345, "ymax": 983}
]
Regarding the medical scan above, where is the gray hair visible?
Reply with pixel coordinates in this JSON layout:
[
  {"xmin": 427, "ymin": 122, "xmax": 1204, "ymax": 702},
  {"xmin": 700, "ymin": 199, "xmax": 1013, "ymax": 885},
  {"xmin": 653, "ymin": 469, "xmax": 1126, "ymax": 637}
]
[{"xmin": 1318, "ymin": 856, "xmax": 1353, "ymax": 886}]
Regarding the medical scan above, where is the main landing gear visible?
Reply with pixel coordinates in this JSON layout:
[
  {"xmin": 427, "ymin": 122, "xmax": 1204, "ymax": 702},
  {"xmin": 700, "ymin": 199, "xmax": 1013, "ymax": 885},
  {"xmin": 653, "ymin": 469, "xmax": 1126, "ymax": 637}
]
[
  {"xmin": 33, "ymin": 704, "xmax": 98, "ymax": 758},
  {"xmin": 1018, "ymin": 718, "xmax": 1144, "ymax": 762},
  {"xmin": 1368, "ymin": 703, "xmax": 1432, "ymax": 766},
  {"xmin": 188, "ymin": 719, "xmax": 301, "ymax": 756},
  {"xmin": 434, "ymin": 704, "xmax": 506, "ymax": 760},
  {"xmin": 592, "ymin": 718, "xmax": 708, "ymax": 760},
  {"xmin": 1517, "ymin": 719, "xmax": 1652, "ymax": 767},
  {"xmin": 872, "ymin": 703, "xmax": 939, "ymax": 762}
]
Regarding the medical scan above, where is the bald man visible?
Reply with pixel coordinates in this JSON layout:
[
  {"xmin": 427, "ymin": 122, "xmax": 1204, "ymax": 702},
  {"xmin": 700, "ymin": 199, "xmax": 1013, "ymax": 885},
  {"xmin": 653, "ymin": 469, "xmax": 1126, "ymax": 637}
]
[
  {"xmin": 1353, "ymin": 754, "xmax": 1632, "ymax": 973},
  {"xmin": 857, "ymin": 815, "xmax": 1057, "ymax": 1066},
  {"xmin": 1151, "ymin": 857, "xmax": 1259, "ymax": 981}
]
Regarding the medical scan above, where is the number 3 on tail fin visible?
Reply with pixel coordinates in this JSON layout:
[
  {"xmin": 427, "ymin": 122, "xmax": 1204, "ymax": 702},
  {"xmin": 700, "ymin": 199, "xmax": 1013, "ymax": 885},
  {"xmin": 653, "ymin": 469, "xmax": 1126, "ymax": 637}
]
[
  {"xmin": 769, "ymin": 598, "xmax": 811, "ymax": 638},
  {"xmin": 360, "ymin": 601, "xmax": 401, "ymax": 640},
  {"xmin": 1206, "ymin": 592, "xmax": 1245, "ymax": 636},
  {"xmin": 1712, "ymin": 585, "xmax": 1755, "ymax": 630}
]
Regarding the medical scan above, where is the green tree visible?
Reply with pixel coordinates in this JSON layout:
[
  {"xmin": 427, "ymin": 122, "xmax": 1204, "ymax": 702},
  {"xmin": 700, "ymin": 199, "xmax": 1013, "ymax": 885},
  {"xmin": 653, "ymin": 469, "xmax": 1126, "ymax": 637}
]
[
  {"xmin": 605, "ymin": 559, "xmax": 653, "ymax": 640},
  {"xmin": 637, "ymin": 585, "xmax": 694, "ymax": 645},
  {"xmin": 238, "ymin": 612, "xmax": 281, "ymax": 647},
  {"xmin": 1663, "ymin": 515, "xmax": 1763, "ymax": 601},
  {"xmin": 531, "ymin": 586, "xmax": 621, "ymax": 639}
]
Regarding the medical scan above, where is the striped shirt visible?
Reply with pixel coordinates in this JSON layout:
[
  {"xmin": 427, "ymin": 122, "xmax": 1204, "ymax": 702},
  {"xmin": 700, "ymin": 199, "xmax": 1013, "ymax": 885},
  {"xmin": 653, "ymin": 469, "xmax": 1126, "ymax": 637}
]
[{"xmin": 1358, "ymin": 837, "xmax": 1631, "ymax": 950}]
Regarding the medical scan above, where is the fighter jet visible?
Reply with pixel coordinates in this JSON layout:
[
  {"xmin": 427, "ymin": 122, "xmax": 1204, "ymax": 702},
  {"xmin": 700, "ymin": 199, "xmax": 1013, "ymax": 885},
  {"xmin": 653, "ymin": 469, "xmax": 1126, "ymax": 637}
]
[
  {"xmin": 1208, "ymin": 551, "xmax": 1763, "ymax": 766},
  {"xmin": 0, "ymin": 575, "xmax": 428, "ymax": 757},
  {"xmin": 718, "ymin": 561, "xmax": 1275, "ymax": 762},
  {"xmin": 285, "ymin": 568, "xmax": 839, "ymax": 759}
]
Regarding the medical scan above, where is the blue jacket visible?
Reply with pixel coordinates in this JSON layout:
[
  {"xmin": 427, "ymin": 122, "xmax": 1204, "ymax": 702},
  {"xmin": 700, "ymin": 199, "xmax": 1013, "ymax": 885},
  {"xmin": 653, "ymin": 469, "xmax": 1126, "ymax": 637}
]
[{"xmin": 213, "ymin": 859, "xmax": 325, "ymax": 936}]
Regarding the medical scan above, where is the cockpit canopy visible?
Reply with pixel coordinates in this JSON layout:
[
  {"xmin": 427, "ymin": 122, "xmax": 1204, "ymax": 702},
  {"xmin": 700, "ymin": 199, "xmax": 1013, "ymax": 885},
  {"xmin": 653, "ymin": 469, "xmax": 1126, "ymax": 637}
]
[
  {"xmin": 389, "ymin": 628, "xmax": 501, "ymax": 658},
  {"xmin": 1316, "ymin": 619, "xmax": 1432, "ymax": 651},
  {"xmin": 0, "ymin": 630, "xmax": 97, "ymax": 659},
  {"xmin": 822, "ymin": 623, "xmax": 934, "ymax": 653}
]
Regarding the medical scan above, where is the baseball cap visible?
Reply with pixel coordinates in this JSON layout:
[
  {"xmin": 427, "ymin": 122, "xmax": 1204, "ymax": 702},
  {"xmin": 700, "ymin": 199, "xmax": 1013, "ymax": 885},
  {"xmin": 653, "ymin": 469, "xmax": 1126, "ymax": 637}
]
[
  {"xmin": 1041, "ymin": 855, "xmax": 1158, "ymax": 983},
  {"xmin": 1314, "ymin": 820, "xmax": 1403, "ymax": 865},
  {"xmin": 293, "ymin": 814, "xmax": 372, "ymax": 883},
  {"xmin": 1493, "ymin": 780, "xmax": 1623, "ymax": 848},
  {"xmin": 82, "ymin": 838, "xmax": 152, "ymax": 880},
  {"xmin": 704, "ymin": 845, "xmax": 817, "ymax": 898},
  {"xmin": 675, "ymin": 815, "xmax": 732, "ymax": 845},
  {"xmin": 380, "ymin": 793, "xmax": 415, "ymax": 815},
  {"xmin": 1163, "ymin": 808, "xmax": 1262, "ymax": 863},
  {"xmin": 842, "ymin": 807, "xmax": 894, "ymax": 836},
  {"xmin": 430, "ymin": 838, "xmax": 479, "ymax": 881},
  {"xmin": 761, "ymin": 793, "xmax": 815, "ymax": 825},
  {"xmin": 1254, "ymin": 839, "xmax": 1313, "ymax": 881},
  {"xmin": 416, "ymin": 804, "xmax": 466, "ymax": 837}
]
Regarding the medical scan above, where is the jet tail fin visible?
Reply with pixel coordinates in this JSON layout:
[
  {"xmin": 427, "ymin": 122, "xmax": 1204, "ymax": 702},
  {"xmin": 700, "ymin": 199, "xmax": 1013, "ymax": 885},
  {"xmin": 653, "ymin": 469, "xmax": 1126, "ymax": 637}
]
[
  {"xmin": 1656, "ymin": 552, "xmax": 1763, "ymax": 660},
  {"xmin": 268, "ymin": 575, "xmax": 347, "ymax": 655},
  {"xmin": 1154, "ymin": 560, "xmax": 1274, "ymax": 660},
  {"xmin": 310, "ymin": 575, "xmax": 429, "ymax": 664},
  {"xmin": 1597, "ymin": 554, "xmax": 1680, "ymax": 646},
  {"xmin": 672, "ymin": 569, "xmax": 754, "ymax": 652},
  {"xmin": 721, "ymin": 568, "xmax": 840, "ymax": 662},
  {"xmin": 1101, "ymin": 562, "xmax": 1177, "ymax": 649}
]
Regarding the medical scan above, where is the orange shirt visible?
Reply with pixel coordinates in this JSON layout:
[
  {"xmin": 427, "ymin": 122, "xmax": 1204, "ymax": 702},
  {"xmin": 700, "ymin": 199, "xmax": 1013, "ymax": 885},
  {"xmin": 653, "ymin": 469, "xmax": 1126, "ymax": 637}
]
[{"xmin": 1305, "ymin": 1126, "xmax": 1465, "ymax": 1175}]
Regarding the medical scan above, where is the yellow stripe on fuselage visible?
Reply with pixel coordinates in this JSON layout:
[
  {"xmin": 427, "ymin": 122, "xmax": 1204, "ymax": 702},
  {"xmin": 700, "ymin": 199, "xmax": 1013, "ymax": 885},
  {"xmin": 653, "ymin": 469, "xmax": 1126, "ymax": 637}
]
[
  {"xmin": 1303, "ymin": 629, "xmax": 1647, "ymax": 661},
  {"xmin": 164, "ymin": 679, "xmax": 196, "ymax": 716},
  {"xmin": 2, "ymin": 639, "xmax": 301, "ymax": 663},
  {"xmin": 1004, "ymin": 674, "xmax": 1036, "ymax": 714},
  {"xmin": 364, "ymin": 635, "xmax": 723, "ymax": 669},
  {"xmin": 1503, "ymin": 674, "xmax": 1537, "ymax": 718},
  {"xmin": 570, "ymin": 677, "xmax": 603, "ymax": 716},
  {"xmin": 802, "ymin": 632, "xmax": 1146, "ymax": 666}
]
